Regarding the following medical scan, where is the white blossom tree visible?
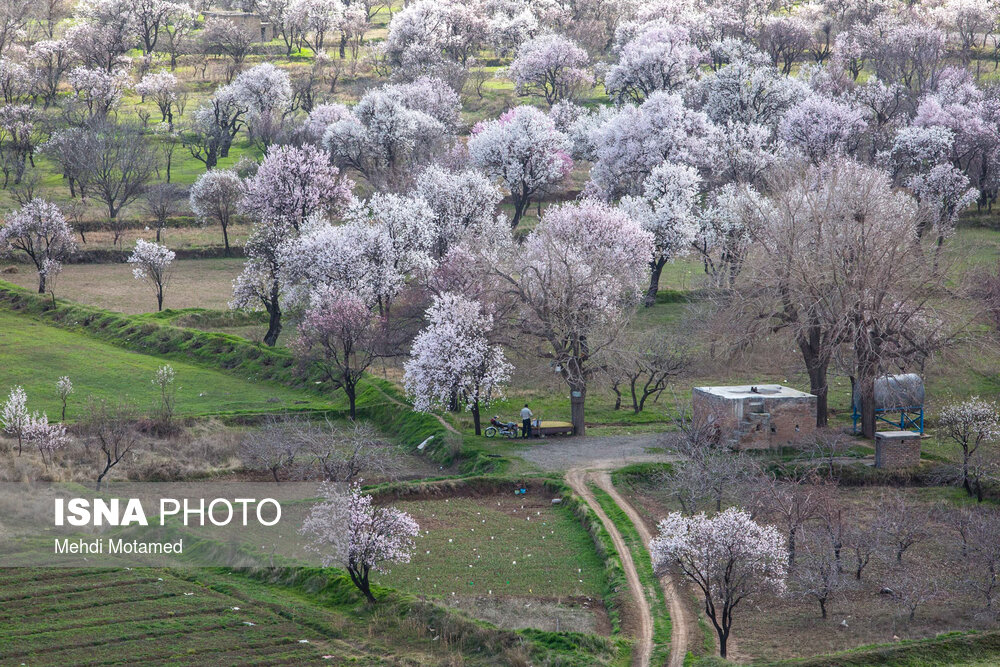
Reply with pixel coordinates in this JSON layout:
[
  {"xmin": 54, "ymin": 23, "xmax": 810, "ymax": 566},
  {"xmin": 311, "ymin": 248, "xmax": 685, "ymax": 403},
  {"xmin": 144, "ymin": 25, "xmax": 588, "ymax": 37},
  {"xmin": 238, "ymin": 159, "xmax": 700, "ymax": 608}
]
[
  {"xmin": 605, "ymin": 20, "xmax": 702, "ymax": 103},
  {"xmin": 128, "ymin": 238, "xmax": 175, "ymax": 311},
  {"xmin": 24, "ymin": 411, "xmax": 69, "ymax": 468},
  {"xmin": 56, "ymin": 376, "xmax": 73, "ymax": 422},
  {"xmin": 506, "ymin": 33, "xmax": 589, "ymax": 106},
  {"xmin": 0, "ymin": 198, "xmax": 77, "ymax": 294},
  {"xmin": 620, "ymin": 161, "xmax": 702, "ymax": 307},
  {"xmin": 584, "ymin": 91, "xmax": 712, "ymax": 199},
  {"xmin": 650, "ymin": 507, "xmax": 788, "ymax": 659},
  {"xmin": 301, "ymin": 482, "xmax": 419, "ymax": 603},
  {"xmin": 404, "ymin": 293, "xmax": 512, "ymax": 435},
  {"xmin": 1, "ymin": 385, "xmax": 28, "ymax": 455},
  {"xmin": 412, "ymin": 165, "xmax": 504, "ymax": 258},
  {"xmin": 468, "ymin": 105, "xmax": 572, "ymax": 229},
  {"xmin": 939, "ymin": 398, "xmax": 1000, "ymax": 500},
  {"xmin": 778, "ymin": 93, "xmax": 867, "ymax": 164},
  {"xmin": 135, "ymin": 70, "xmax": 179, "ymax": 127}
]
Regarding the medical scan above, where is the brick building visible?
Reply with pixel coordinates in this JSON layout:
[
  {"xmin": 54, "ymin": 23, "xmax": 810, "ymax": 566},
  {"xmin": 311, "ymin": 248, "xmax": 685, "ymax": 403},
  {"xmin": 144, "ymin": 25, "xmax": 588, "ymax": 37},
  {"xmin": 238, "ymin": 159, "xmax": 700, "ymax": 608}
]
[
  {"xmin": 874, "ymin": 431, "xmax": 922, "ymax": 469},
  {"xmin": 692, "ymin": 384, "xmax": 817, "ymax": 450}
]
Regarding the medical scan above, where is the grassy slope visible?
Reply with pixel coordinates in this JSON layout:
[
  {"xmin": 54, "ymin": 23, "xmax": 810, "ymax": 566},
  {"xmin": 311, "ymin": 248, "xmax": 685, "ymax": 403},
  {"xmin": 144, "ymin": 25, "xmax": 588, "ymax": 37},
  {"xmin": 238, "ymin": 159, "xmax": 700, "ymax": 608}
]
[{"xmin": 0, "ymin": 309, "xmax": 331, "ymax": 419}]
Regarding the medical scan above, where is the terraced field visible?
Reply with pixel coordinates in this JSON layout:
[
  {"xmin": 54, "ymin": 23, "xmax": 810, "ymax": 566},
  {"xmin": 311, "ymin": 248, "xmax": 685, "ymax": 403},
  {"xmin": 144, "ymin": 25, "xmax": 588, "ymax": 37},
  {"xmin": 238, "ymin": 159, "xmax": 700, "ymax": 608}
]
[{"xmin": 0, "ymin": 568, "xmax": 342, "ymax": 665}]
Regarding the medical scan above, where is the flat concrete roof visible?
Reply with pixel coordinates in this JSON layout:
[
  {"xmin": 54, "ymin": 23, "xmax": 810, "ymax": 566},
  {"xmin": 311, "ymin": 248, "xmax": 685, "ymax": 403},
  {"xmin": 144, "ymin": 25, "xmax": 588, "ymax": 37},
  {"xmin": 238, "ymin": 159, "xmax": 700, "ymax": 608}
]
[
  {"xmin": 694, "ymin": 384, "xmax": 815, "ymax": 399},
  {"xmin": 874, "ymin": 430, "xmax": 922, "ymax": 439}
]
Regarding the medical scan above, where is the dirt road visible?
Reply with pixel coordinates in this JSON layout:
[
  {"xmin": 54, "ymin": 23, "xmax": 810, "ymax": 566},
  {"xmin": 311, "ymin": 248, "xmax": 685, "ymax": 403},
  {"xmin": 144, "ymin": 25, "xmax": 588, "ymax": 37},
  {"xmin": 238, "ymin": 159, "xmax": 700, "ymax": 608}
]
[
  {"xmin": 566, "ymin": 467, "xmax": 654, "ymax": 667},
  {"xmin": 591, "ymin": 471, "xmax": 691, "ymax": 667}
]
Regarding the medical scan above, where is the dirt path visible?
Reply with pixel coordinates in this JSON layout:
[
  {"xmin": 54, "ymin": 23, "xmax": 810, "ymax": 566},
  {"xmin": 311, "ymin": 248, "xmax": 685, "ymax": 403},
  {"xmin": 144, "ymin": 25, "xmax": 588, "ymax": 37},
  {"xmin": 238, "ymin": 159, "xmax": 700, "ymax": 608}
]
[
  {"xmin": 566, "ymin": 467, "xmax": 654, "ymax": 667},
  {"xmin": 591, "ymin": 471, "xmax": 693, "ymax": 667}
]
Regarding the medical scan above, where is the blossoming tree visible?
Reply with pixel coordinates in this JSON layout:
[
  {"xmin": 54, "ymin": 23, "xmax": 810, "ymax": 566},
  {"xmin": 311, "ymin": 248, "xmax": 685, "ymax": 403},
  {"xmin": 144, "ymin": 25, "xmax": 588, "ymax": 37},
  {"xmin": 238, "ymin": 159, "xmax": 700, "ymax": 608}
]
[
  {"xmin": 0, "ymin": 198, "xmax": 77, "ymax": 294},
  {"xmin": 128, "ymin": 238, "xmax": 175, "ymax": 311},
  {"xmin": 650, "ymin": 507, "xmax": 788, "ymax": 659},
  {"xmin": 468, "ymin": 105, "xmax": 572, "ymax": 229},
  {"xmin": 494, "ymin": 199, "xmax": 653, "ymax": 434},
  {"xmin": 293, "ymin": 288, "xmax": 381, "ymax": 419},
  {"xmin": 939, "ymin": 397, "xmax": 1000, "ymax": 500},
  {"xmin": 1, "ymin": 385, "xmax": 28, "ymax": 455},
  {"xmin": 301, "ymin": 482, "xmax": 419, "ymax": 603},
  {"xmin": 404, "ymin": 293, "xmax": 512, "ymax": 435}
]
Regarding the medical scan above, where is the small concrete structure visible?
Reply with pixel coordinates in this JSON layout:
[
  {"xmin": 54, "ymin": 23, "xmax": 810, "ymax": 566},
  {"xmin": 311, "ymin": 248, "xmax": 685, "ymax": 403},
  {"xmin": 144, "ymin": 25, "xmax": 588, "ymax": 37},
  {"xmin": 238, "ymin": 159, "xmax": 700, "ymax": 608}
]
[
  {"xmin": 692, "ymin": 384, "xmax": 817, "ymax": 450},
  {"xmin": 874, "ymin": 431, "xmax": 922, "ymax": 469},
  {"xmin": 202, "ymin": 11, "xmax": 274, "ymax": 42}
]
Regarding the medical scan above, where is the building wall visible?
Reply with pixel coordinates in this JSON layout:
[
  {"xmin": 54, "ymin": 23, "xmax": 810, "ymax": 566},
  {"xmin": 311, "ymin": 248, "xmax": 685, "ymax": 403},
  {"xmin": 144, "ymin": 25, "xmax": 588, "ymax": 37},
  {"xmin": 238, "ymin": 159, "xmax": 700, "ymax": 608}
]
[
  {"xmin": 692, "ymin": 389, "xmax": 816, "ymax": 450},
  {"xmin": 875, "ymin": 436, "xmax": 921, "ymax": 469}
]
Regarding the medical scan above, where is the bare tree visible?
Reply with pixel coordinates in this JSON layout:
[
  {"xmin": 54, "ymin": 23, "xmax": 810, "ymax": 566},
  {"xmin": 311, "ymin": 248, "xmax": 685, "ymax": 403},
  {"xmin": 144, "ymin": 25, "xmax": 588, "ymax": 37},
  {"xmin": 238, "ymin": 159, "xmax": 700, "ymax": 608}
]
[
  {"xmin": 83, "ymin": 398, "xmax": 139, "ymax": 490},
  {"xmin": 239, "ymin": 415, "xmax": 303, "ymax": 482},
  {"xmin": 791, "ymin": 531, "xmax": 848, "ymax": 619},
  {"xmin": 875, "ymin": 490, "xmax": 928, "ymax": 563},
  {"xmin": 298, "ymin": 420, "xmax": 399, "ymax": 483},
  {"xmin": 889, "ymin": 566, "xmax": 940, "ymax": 623},
  {"xmin": 609, "ymin": 331, "xmax": 689, "ymax": 414},
  {"xmin": 845, "ymin": 519, "xmax": 882, "ymax": 582},
  {"xmin": 955, "ymin": 506, "xmax": 1000, "ymax": 614},
  {"xmin": 752, "ymin": 464, "xmax": 827, "ymax": 567},
  {"xmin": 142, "ymin": 183, "xmax": 184, "ymax": 243},
  {"xmin": 88, "ymin": 121, "xmax": 159, "ymax": 223}
]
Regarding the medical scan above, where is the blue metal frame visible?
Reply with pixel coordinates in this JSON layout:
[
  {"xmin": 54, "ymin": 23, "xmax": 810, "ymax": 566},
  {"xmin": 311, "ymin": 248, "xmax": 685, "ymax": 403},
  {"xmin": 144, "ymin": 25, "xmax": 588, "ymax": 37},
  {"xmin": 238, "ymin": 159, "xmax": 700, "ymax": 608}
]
[{"xmin": 852, "ymin": 405, "xmax": 924, "ymax": 434}]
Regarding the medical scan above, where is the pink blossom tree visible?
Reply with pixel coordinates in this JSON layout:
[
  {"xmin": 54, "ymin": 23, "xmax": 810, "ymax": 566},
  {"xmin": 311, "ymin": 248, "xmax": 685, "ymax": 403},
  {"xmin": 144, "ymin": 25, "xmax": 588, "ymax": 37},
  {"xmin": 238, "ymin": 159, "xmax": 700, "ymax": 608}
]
[
  {"xmin": 241, "ymin": 144, "xmax": 354, "ymax": 230},
  {"xmin": 650, "ymin": 507, "xmax": 788, "ymax": 659},
  {"xmin": 0, "ymin": 198, "xmax": 76, "ymax": 294},
  {"xmin": 778, "ymin": 93, "xmax": 867, "ymax": 165},
  {"xmin": 468, "ymin": 105, "xmax": 572, "ymax": 229},
  {"xmin": 128, "ymin": 239, "xmax": 175, "ymax": 312},
  {"xmin": 404, "ymin": 293, "xmax": 512, "ymax": 435},
  {"xmin": 301, "ymin": 482, "xmax": 419, "ymax": 603},
  {"xmin": 506, "ymin": 33, "xmax": 589, "ymax": 106},
  {"xmin": 620, "ymin": 162, "xmax": 702, "ymax": 307},
  {"xmin": 293, "ymin": 288, "xmax": 381, "ymax": 419},
  {"xmin": 494, "ymin": 199, "xmax": 653, "ymax": 434}
]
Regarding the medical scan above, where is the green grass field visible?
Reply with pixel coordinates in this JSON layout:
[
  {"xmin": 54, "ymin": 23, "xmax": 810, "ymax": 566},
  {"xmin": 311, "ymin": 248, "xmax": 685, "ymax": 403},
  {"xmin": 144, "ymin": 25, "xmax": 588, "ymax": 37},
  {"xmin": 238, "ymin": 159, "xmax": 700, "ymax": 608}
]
[
  {"xmin": 375, "ymin": 493, "xmax": 607, "ymax": 600},
  {"xmin": 0, "ymin": 309, "xmax": 331, "ymax": 419}
]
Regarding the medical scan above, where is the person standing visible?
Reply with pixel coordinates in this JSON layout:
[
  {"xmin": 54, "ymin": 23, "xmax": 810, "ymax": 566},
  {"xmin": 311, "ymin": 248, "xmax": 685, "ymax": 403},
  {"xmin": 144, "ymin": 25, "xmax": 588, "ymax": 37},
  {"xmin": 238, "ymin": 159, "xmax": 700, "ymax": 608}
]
[{"xmin": 520, "ymin": 404, "xmax": 533, "ymax": 439}]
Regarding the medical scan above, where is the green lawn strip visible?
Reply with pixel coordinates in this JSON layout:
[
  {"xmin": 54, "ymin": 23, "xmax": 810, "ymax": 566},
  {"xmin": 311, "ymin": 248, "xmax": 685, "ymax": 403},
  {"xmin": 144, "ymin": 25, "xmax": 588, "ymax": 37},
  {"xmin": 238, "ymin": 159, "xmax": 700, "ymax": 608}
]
[
  {"xmin": 0, "ymin": 280, "xmax": 497, "ymax": 471},
  {"xmin": 587, "ymin": 483, "xmax": 672, "ymax": 666}
]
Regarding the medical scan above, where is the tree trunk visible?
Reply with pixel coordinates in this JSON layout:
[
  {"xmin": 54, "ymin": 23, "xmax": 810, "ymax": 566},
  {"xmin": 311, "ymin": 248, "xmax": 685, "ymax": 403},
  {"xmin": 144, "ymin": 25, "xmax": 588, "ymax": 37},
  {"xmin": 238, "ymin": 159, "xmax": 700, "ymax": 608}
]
[
  {"xmin": 570, "ymin": 385, "xmax": 586, "ymax": 436},
  {"xmin": 472, "ymin": 400, "xmax": 481, "ymax": 436},
  {"xmin": 510, "ymin": 195, "xmax": 530, "ymax": 230},
  {"xmin": 156, "ymin": 287, "xmax": 163, "ymax": 311},
  {"xmin": 798, "ymin": 327, "xmax": 829, "ymax": 427},
  {"xmin": 819, "ymin": 597, "xmax": 827, "ymax": 619},
  {"xmin": 222, "ymin": 224, "xmax": 231, "ymax": 256},
  {"xmin": 644, "ymin": 257, "xmax": 666, "ymax": 308},
  {"xmin": 346, "ymin": 384, "xmax": 357, "ymax": 420},
  {"xmin": 860, "ymin": 381, "xmax": 877, "ymax": 439},
  {"xmin": 263, "ymin": 302, "xmax": 282, "ymax": 347},
  {"xmin": 37, "ymin": 272, "xmax": 45, "ymax": 294}
]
